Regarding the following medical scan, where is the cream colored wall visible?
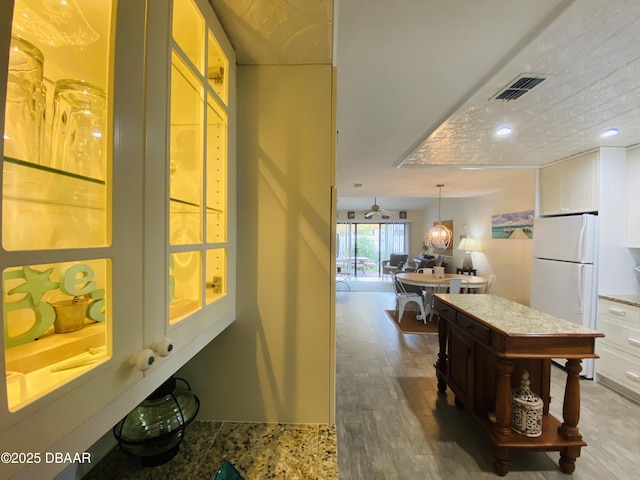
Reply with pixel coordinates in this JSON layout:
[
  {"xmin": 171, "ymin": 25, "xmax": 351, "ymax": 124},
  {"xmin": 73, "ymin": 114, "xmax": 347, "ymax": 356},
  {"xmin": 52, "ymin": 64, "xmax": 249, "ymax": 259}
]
[
  {"xmin": 180, "ymin": 64, "xmax": 335, "ymax": 423},
  {"xmin": 424, "ymin": 170, "xmax": 536, "ymax": 305}
]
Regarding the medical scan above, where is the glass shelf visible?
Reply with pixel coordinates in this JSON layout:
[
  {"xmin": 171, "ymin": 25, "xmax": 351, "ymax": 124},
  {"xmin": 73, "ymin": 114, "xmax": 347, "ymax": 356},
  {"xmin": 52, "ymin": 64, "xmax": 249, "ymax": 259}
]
[
  {"xmin": 2, "ymin": 157, "xmax": 108, "ymax": 250},
  {"xmin": 170, "ymin": 197, "xmax": 222, "ymax": 214},
  {"xmin": 3, "ymin": 157, "xmax": 106, "ymax": 210}
]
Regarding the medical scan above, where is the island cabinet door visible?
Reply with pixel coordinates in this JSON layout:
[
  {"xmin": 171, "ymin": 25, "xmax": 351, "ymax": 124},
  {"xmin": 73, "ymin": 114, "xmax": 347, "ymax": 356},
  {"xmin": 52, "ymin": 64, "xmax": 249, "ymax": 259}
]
[{"xmin": 448, "ymin": 325, "xmax": 475, "ymax": 408}]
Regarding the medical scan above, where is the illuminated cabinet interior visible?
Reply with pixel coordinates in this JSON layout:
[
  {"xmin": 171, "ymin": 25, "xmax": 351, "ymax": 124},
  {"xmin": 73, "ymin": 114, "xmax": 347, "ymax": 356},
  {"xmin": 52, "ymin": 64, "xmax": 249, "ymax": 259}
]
[
  {"xmin": 2, "ymin": 0, "xmax": 114, "ymax": 412},
  {"xmin": 168, "ymin": 0, "xmax": 229, "ymax": 324},
  {"xmin": 0, "ymin": 0, "xmax": 235, "ymax": 476}
]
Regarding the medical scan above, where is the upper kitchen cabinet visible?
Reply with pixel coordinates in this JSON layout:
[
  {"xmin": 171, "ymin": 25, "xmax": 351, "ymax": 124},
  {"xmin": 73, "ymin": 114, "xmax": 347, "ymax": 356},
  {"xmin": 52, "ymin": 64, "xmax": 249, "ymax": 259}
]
[
  {"xmin": 0, "ymin": 0, "xmax": 235, "ymax": 477},
  {"xmin": 538, "ymin": 147, "xmax": 633, "ymax": 294},
  {"xmin": 143, "ymin": 0, "xmax": 236, "ymax": 364},
  {"xmin": 628, "ymin": 147, "xmax": 640, "ymax": 248},
  {"xmin": 1, "ymin": 0, "xmax": 145, "ymax": 423},
  {"xmin": 539, "ymin": 151, "xmax": 599, "ymax": 216}
]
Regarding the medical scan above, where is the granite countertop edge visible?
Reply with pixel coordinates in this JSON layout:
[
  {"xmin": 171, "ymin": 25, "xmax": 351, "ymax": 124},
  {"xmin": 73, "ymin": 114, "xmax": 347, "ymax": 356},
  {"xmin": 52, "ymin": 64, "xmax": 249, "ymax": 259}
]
[{"xmin": 599, "ymin": 294, "xmax": 640, "ymax": 308}]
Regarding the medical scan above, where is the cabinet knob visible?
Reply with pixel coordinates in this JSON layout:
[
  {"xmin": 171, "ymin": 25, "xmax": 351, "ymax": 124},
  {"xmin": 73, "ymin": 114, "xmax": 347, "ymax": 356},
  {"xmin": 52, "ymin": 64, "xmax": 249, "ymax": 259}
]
[
  {"xmin": 129, "ymin": 349, "xmax": 156, "ymax": 371},
  {"xmin": 152, "ymin": 337, "xmax": 174, "ymax": 357}
]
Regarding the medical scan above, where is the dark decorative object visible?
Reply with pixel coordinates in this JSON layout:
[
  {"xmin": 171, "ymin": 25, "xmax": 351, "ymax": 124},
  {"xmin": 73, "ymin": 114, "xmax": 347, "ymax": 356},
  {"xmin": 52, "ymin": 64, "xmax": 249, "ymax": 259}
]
[
  {"xmin": 399, "ymin": 211, "xmax": 407, "ymax": 219},
  {"xmin": 347, "ymin": 211, "xmax": 355, "ymax": 219},
  {"xmin": 113, "ymin": 377, "xmax": 200, "ymax": 466}
]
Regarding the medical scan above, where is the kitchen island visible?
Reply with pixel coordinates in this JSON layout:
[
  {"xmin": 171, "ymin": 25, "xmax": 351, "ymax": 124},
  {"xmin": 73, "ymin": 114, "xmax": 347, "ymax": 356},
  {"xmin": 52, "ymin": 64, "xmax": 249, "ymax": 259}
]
[{"xmin": 433, "ymin": 294, "xmax": 604, "ymax": 476}]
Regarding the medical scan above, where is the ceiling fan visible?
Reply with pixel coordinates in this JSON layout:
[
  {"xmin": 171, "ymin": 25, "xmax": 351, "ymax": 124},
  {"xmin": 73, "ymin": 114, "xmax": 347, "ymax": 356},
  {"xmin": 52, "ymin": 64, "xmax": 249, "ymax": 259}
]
[{"xmin": 364, "ymin": 198, "xmax": 397, "ymax": 218}]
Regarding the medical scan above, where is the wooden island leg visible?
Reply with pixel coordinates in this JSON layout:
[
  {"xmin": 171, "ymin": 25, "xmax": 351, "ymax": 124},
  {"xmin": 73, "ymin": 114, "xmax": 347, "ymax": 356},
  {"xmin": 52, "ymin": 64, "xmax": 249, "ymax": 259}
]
[
  {"xmin": 435, "ymin": 314, "xmax": 448, "ymax": 393},
  {"xmin": 492, "ymin": 358, "xmax": 514, "ymax": 476},
  {"xmin": 558, "ymin": 359, "xmax": 583, "ymax": 473}
]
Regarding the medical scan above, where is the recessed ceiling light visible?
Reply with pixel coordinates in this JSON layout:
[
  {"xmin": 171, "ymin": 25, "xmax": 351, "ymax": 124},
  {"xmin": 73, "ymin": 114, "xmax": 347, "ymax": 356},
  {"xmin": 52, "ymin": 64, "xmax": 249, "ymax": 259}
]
[
  {"xmin": 495, "ymin": 126, "xmax": 513, "ymax": 137},
  {"xmin": 600, "ymin": 128, "xmax": 619, "ymax": 138}
]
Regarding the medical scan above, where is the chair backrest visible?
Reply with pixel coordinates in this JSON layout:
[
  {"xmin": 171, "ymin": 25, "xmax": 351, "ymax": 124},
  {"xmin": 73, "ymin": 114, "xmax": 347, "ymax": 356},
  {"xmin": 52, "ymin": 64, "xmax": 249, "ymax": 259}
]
[
  {"xmin": 435, "ymin": 278, "xmax": 469, "ymax": 294},
  {"xmin": 482, "ymin": 274, "xmax": 496, "ymax": 293},
  {"xmin": 389, "ymin": 253, "xmax": 408, "ymax": 267},
  {"xmin": 392, "ymin": 273, "xmax": 405, "ymax": 294},
  {"xmin": 447, "ymin": 278, "xmax": 462, "ymax": 294},
  {"xmin": 392, "ymin": 273, "xmax": 421, "ymax": 296}
]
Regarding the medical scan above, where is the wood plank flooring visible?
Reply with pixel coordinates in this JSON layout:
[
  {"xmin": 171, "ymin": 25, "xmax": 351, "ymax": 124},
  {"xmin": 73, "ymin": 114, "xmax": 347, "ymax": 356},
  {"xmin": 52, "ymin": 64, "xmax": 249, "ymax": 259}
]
[{"xmin": 335, "ymin": 291, "xmax": 640, "ymax": 479}]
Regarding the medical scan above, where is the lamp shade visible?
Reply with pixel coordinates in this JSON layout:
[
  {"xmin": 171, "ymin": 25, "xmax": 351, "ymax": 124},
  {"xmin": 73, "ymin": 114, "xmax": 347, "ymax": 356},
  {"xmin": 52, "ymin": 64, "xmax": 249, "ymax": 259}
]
[
  {"xmin": 458, "ymin": 238, "xmax": 480, "ymax": 270},
  {"xmin": 458, "ymin": 237, "xmax": 481, "ymax": 252}
]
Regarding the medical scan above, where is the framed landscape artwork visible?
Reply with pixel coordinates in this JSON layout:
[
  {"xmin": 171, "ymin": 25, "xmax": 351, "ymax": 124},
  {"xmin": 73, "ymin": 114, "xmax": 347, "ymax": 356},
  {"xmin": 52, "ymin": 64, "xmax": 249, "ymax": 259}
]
[{"xmin": 492, "ymin": 210, "xmax": 534, "ymax": 239}]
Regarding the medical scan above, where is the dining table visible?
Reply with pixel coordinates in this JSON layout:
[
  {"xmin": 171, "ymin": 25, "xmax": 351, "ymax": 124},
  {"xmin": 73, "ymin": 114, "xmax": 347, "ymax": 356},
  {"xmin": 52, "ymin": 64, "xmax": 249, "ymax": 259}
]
[{"xmin": 395, "ymin": 271, "xmax": 488, "ymax": 292}]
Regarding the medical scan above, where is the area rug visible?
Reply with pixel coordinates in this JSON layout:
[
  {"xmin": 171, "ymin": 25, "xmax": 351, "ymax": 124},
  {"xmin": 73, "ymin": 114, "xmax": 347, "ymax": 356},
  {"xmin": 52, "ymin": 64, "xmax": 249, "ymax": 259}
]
[{"xmin": 384, "ymin": 310, "xmax": 438, "ymax": 334}]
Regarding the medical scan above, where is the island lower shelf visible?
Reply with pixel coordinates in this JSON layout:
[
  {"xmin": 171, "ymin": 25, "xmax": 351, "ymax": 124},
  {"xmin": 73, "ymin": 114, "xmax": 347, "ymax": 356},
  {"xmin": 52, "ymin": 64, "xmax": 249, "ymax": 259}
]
[
  {"xmin": 435, "ymin": 364, "xmax": 587, "ymax": 450},
  {"xmin": 477, "ymin": 412, "xmax": 587, "ymax": 450}
]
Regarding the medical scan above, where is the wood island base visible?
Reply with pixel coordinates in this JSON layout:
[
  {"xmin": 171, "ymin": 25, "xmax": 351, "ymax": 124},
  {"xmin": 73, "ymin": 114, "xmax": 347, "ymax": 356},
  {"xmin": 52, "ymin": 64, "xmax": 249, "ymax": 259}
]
[{"xmin": 433, "ymin": 294, "xmax": 603, "ymax": 476}]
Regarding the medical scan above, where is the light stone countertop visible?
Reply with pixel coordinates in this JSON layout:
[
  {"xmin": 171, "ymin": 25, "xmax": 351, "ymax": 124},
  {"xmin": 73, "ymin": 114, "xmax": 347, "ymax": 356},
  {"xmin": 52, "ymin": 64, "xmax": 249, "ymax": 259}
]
[
  {"xmin": 437, "ymin": 294, "xmax": 603, "ymax": 336},
  {"xmin": 598, "ymin": 294, "xmax": 640, "ymax": 308}
]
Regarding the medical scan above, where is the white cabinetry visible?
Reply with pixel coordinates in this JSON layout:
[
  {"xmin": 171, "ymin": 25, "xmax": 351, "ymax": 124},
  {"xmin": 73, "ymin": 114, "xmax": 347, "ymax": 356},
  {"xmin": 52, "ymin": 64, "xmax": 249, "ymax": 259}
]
[
  {"xmin": 538, "ymin": 147, "xmax": 635, "ymax": 295},
  {"xmin": 628, "ymin": 147, "xmax": 640, "ymax": 247},
  {"xmin": 0, "ymin": 1, "xmax": 235, "ymax": 478},
  {"xmin": 539, "ymin": 151, "xmax": 599, "ymax": 216},
  {"xmin": 596, "ymin": 297, "xmax": 640, "ymax": 402}
]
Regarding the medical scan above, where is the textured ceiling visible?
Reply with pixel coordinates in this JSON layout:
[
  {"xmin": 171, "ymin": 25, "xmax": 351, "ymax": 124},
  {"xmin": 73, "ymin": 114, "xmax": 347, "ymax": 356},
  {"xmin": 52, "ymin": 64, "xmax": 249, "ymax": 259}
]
[
  {"xmin": 400, "ymin": 0, "xmax": 640, "ymax": 169},
  {"xmin": 208, "ymin": 0, "xmax": 333, "ymax": 64},
  {"xmin": 209, "ymin": 0, "xmax": 640, "ymax": 209}
]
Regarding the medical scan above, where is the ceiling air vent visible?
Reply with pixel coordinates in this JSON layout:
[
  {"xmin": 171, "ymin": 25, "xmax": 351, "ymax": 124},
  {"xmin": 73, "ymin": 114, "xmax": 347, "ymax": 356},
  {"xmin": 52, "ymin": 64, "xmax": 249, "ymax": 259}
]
[{"xmin": 493, "ymin": 75, "xmax": 545, "ymax": 101}]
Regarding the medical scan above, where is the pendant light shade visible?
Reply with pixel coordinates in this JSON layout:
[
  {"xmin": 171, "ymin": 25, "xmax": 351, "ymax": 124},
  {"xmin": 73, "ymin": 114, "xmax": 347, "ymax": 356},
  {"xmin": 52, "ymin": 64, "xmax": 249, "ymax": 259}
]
[{"xmin": 427, "ymin": 184, "xmax": 452, "ymax": 251}]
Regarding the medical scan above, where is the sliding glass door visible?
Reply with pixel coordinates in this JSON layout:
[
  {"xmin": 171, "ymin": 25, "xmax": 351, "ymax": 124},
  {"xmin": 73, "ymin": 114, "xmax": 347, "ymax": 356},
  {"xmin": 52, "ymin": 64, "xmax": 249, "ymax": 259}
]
[{"xmin": 337, "ymin": 222, "xmax": 408, "ymax": 277}]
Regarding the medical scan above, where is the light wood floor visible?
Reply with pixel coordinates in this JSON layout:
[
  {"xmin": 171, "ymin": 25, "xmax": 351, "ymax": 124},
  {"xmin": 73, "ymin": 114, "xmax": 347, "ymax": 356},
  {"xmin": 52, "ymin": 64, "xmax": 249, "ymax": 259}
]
[{"xmin": 335, "ymin": 291, "xmax": 640, "ymax": 479}]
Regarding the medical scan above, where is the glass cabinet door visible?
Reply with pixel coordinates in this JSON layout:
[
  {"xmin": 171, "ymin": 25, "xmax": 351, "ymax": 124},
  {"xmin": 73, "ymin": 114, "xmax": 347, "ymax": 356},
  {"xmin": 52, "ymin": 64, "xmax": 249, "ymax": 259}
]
[
  {"xmin": 1, "ymin": 0, "xmax": 117, "ymax": 412},
  {"xmin": 169, "ymin": 0, "xmax": 229, "ymax": 324}
]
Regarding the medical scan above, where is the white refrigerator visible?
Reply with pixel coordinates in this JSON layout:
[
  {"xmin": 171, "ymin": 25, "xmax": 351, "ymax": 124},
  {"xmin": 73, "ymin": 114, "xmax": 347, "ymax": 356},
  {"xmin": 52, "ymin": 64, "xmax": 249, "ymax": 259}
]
[{"xmin": 530, "ymin": 214, "xmax": 598, "ymax": 379}]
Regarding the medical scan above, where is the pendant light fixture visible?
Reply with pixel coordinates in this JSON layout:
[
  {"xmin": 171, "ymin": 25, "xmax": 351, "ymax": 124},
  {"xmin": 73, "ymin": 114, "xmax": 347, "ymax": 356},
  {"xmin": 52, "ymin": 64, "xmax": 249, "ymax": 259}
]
[{"xmin": 427, "ymin": 184, "xmax": 452, "ymax": 251}]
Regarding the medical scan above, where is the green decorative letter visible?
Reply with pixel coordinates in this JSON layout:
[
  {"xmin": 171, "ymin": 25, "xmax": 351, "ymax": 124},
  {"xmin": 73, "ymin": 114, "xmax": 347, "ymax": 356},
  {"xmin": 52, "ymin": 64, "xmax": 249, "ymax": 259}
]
[{"xmin": 60, "ymin": 264, "xmax": 97, "ymax": 296}]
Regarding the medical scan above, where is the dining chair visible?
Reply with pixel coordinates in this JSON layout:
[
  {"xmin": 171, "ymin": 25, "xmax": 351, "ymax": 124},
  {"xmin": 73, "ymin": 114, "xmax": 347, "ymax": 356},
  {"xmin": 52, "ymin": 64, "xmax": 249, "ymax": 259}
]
[
  {"xmin": 434, "ymin": 278, "xmax": 470, "ymax": 294},
  {"xmin": 415, "ymin": 268, "xmax": 437, "ymax": 319},
  {"xmin": 481, "ymin": 273, "xmax": 496, "ymax": 293},
  {"xmin": 392, "ymin": 273, "xmax": 426, "ymax": 323}
]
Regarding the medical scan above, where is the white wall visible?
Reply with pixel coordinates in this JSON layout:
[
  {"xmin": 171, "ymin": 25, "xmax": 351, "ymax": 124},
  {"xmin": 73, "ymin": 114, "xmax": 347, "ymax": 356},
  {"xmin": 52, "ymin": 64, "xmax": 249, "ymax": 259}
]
[{"xmin": 423, "ymin": 170, "xmax": 537, "ymax": 305}]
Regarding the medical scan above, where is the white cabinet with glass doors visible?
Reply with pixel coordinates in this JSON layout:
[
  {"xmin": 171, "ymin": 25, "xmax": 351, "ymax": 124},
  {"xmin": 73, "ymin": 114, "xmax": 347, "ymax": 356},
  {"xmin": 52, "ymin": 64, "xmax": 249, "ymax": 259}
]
[
  {"xmin": 0, "ymin": 0, "xmax": 235, "ymax": 478},
  {"xmin": 144, "ymin": 0, "xmax": 236, "ymax": 360}
]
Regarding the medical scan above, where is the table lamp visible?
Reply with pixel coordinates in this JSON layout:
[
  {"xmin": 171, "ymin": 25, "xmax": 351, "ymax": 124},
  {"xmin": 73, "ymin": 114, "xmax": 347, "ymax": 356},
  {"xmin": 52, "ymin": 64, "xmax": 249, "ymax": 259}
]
[{"xmin": 458, "ymin": 237, "xmax": 481, "ymax": 270}]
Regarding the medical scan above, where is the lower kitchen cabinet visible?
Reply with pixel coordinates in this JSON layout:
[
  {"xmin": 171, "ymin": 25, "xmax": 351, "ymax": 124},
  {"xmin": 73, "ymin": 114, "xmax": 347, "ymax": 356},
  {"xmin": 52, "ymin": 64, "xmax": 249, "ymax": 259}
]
[{"xmin": 596, "ymin": 296, "xmax": 640, "ymax": 401}]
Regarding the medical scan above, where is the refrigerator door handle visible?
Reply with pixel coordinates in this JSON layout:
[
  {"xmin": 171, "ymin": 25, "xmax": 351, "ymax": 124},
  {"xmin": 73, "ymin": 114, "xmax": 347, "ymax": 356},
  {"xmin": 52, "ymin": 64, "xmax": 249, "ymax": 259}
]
[
  {"xmin": 577, "ymin": 215, "xmax": 587, "ymax": 262},
  {"xmin": 577, "ymin": 264, "xmax": 585, "ymax": 315}
]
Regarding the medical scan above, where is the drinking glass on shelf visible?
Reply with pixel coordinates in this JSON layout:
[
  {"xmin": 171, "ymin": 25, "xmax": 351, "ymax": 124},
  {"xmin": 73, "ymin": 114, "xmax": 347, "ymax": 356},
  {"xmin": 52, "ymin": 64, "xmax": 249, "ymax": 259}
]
[
  {"xmin": 51, "ymin": 79, "xmax": 106, "ymax": 180},
  {"xmin": 4, "ymin": 35, "xmax": 46, "ymax": 165}
]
